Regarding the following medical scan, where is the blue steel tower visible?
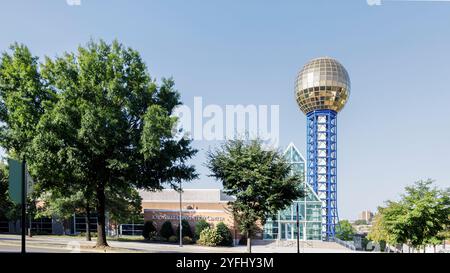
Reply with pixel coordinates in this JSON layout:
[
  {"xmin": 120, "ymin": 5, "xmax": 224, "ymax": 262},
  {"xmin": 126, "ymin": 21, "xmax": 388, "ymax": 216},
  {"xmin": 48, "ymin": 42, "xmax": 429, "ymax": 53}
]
[{"xmin": 295, "ymin": 57, "xmax": 351, "ymax": 241}]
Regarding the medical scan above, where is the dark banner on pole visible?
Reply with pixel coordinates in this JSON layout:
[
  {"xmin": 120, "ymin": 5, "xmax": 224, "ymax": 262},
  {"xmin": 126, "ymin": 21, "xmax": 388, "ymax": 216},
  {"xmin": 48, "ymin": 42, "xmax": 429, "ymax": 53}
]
[{"xmin": 8, "ymin": 158, "xmax": 22, "ymax": 204}]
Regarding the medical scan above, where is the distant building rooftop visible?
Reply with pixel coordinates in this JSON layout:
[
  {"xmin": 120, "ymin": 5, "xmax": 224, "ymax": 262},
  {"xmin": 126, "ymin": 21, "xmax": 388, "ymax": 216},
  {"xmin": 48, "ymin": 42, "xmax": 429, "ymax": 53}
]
[{"xmin": 139, "ymin": 189, "xmax": 235, "ymax": 203}]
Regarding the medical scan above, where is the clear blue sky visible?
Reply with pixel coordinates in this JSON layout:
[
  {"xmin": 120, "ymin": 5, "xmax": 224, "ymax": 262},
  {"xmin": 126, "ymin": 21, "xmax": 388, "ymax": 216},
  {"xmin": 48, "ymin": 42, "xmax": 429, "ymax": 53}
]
[{"xmin": 1, "ymin": 0, "xmax": 450, "ymax": 220}]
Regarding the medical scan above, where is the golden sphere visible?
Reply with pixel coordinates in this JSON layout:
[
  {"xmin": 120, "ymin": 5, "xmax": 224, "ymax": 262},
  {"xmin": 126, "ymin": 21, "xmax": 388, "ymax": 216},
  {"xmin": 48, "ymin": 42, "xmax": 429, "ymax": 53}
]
[{"xmin": 295, "ymin": 57, "xmax": 351, "ymax": 114}]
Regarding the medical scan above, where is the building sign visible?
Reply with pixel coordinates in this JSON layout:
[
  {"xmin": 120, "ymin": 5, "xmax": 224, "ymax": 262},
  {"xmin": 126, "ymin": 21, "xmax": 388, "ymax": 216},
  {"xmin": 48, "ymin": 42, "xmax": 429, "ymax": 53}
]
[
  {"xmin": 150, "ymin": 214, "xmax": 225, "ymax": 222},
  {"xmin": 144, "ymin": 208, "xmax": 229, "ymax": 224}
]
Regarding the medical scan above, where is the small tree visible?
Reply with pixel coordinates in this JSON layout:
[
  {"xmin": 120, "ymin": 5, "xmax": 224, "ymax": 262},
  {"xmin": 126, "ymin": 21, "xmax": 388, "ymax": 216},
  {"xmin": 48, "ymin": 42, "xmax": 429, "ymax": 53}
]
[
  {"xmin": 207, "ymin": 139, "xmax": 304, "ymax": 253},
  {"xmin": 142, "ymin": 221, "xmax": 156, "ymax": 240},
  {"xmin": 195, "ymin": 219, "xmax": 210, "ymax": 240},
  {"xmin": 336, "ymin": 220, "xmax": 356, "ymax": 241},
  {"xmin": 367, "ymin": 212, "xmax": 390, "ymax": 250},
  {"xmin": 401, "ymin": 180, "xmax": 450, "ymax": 250},
  {"xmin": 216, "ymin": 222, "xmax": 233, "ymax": 246},
  {"xmin": 368, "ymin": 180, "xmax": 450, "ymax": 252},
  {"xmin": 176, "ymin": 219, "xmax": 193, "ymax": 239},
  {"xmin": 160, "ymin": 221, "xmax": 175, "ymax": 239}
]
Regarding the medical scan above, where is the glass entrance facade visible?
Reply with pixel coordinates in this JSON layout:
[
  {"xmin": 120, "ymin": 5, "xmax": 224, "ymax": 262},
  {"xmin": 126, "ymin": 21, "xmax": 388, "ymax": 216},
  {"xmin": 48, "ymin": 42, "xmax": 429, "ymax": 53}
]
[{"xmin": 263, "ymin": 143, "xmax": 322, "ymax": 241}]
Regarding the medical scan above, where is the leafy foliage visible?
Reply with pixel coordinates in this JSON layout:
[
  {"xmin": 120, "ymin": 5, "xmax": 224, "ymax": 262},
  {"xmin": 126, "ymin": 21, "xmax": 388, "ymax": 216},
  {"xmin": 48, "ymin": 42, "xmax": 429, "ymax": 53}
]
[
  {"xmin": 0, "ymin": 163, "xmax": 20, "ymax": 220},
  {"xmin": 105, "ymin": 185, "xmax": 142, "ymax": 225},
  {"xmin": 168, "ymin": 235, "xmax": 178, "ymax": 243},
  {"xmin": 194, "ymin": 219, "xmax": 210, "ymax": 240},
  {"xmin": 336, "ymin": 220, "xmax": 356, "ymax": 241},
  {"xmin": 216, "ymin": 222, "xmax": 233, "ymax": 246},
  {"xmin": 182, "ymin": 236, "xmax": 193, "ymax": 244},
  {"xmin": 142, "ymin": 221, "xmax": 157, "ymax": 240},
  {"xmin": 0, "ymin": 43, "xmax": 56, "ymax": 159},
  {"xmin": 160, "ymin": 221, "xmax": 175, "ymax": 239},
  {"xmin": 197, "ymin": 227, "xmax": 222, "ymax": 247},
  {"xmin": 176, "ymin": 219, "xmax": 193, "ymax": 239},
  {"xmin": 36, "ymin": 190, "xmax": 88, "ymax": 220},
  {"xmin": 17, "ymin": 40, "xmax": 198, "ymax": 246},
  {"xmin": 206, "ymin": 139, "xmax": 304, "ymax": 252},
  {"xmin": 368, "ymin": 179, "xmax": 450, "ymax": 250}
]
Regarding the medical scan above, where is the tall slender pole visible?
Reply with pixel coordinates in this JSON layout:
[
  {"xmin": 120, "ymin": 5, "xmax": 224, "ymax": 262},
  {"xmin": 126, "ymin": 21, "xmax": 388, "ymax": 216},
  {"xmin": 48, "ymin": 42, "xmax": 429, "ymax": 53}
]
[
  {"xmin": 179, "ymin": 181, "xmax": 183, "ymax": 247},
  {"xmin": 28, "ymin": 214, "xmax": 32, "ymax": 237},
  {"xmin": 296, "ymin": 202, "xmax": 300, "ymax": 254},
  {"xmin": 21, "ymin": 159, "xmax": 26, "ymax": 254}
]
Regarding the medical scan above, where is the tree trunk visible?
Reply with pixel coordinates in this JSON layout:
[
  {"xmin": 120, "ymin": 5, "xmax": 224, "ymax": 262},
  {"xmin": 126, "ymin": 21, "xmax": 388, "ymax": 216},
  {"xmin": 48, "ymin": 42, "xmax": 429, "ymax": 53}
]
[
  {"xmin": 95, "ymin": 184, "xmax": 108, "ymax": 247},
  {"xmin": 85, "ymin": 203, "xmax": 91, "ymax": 241},
  {"xmin": 246, "ymin": 231, "xmax": 252, "ymax": 253}
]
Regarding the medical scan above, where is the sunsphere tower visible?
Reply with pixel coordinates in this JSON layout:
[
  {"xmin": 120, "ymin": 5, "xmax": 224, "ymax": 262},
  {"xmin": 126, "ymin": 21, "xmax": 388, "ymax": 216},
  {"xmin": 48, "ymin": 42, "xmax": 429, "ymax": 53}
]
[{"xmin": 295, "ymin": 57, "xmax": 351, "ymax": 241}]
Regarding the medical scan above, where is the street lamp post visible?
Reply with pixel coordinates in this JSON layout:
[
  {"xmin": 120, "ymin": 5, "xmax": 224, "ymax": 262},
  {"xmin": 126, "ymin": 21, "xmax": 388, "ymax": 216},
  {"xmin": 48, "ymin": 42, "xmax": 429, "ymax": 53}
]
[
  {"xmin": 21, "ymin": 159, "xmax": 26, "ymax": 254},
  {"xmin": 296, "ymin": 202, "xmax": 300, "ymax": 254},
  {"xmin": 179, "ymin": 181, "xmax": 183, "ymax": 247}
]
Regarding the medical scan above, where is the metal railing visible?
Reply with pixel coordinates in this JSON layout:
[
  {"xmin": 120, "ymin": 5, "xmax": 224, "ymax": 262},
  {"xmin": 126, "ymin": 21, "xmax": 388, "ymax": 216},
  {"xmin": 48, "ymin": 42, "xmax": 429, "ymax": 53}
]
[
  {"xmin": 119, "ymin": 223, "xmax": 144, "ymax": 236},
  {"xmin": 0, "ymin": 221, "xmax": 9, "ymax": 233},
  {"xmin": 333, "ymin": 237, "xmax": 356, "ymax": 251}
]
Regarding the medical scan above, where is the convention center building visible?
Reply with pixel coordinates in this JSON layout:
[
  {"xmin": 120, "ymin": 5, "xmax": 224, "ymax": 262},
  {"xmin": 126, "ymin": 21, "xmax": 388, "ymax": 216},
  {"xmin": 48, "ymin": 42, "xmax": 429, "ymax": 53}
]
[{"xmin": 139, "ymin": 143, "xmax": 322, "ymax": 242}]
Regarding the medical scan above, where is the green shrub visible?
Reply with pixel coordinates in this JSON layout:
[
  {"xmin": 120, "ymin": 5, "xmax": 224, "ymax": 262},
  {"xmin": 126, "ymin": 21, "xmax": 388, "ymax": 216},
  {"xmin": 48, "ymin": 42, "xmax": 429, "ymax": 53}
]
[
  {"xmin": 182, "ymin": 236, "xmax": 193, "ymax": 244},
  {"xmin": 216, "ymin": 222, "xmax": 233, "ymax": 246},
  {"xmin": 176, "ymin": 219, "xmax": 194, "ymax": 239},
  {"xmin": 142, "ymin": 221, "xmax": 157, "ymax": 240},
  {"xmin": 195, "ymin": 219, "xmax": 210, "ymax": 240},
  {"xmin": 197, "ymin": 227, "xmax": 222, "ymax": 246},
  {"xmin": 160, "ymin": 221, "xmax": 175, "ymax": 239},
  {"xmin": 148, "ymin": 231, "xmax": 158, "ymax": 241},
  {"xmin": 154, "ymin": 234, "xmax": 167, "ymax": 242},
  {"xmin": 168, "ymin": 235, "xmax": 178, "ymax": 243}
]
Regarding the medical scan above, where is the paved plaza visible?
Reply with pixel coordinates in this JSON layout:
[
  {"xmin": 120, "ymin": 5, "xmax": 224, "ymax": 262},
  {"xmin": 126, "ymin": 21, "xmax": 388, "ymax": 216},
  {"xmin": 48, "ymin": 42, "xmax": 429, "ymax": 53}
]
[{"xmin": 0, "ymin": 234, "xmax": 356, "ymax": 253}]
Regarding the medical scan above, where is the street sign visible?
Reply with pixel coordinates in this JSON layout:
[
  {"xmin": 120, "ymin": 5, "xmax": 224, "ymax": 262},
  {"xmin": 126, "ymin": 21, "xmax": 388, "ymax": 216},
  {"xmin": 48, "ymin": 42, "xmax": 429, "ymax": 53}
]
[{"xmin": 8, "ymin": 158, "xmax": 22, "ymax": 204}]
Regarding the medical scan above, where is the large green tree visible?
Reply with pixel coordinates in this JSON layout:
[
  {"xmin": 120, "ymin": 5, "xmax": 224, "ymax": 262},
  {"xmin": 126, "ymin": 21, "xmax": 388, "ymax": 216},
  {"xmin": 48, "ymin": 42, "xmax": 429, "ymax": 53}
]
[
  {"xmin": 368, "ymin": 179, "xmax": 450, "ymax": 252},
  {"xmin": 401, "ymin": 180, "xmax": 450, "ymax": 251},
  {"xmin": 0, "ymin": 43, "xmax": 55, "ymax": 229},
  {"xmin": 207, "ymin": 139, "xmax": 304, "ymax": 253},
  {"xmin": 29, "ymin": 40, "xmax": 197, "ymax": 247},
  {"xmin": 0, "ymin": 43, "xmax": 56, "ymax": 159}
]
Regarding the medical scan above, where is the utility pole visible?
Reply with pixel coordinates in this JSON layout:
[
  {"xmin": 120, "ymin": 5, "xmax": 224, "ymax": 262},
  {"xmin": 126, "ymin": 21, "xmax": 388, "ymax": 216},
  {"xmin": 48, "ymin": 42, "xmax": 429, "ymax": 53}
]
[
  {"xmin": 21, "ymin": 159, "xmax": 26, "ymax": 254},
  {"xmin": 296, "ymin": 202, "xmax": 300, "ymax": 254},
  {"xmin": 28, "ymin": 214, "xmax": 32, "ymax": 237},
  {"xmin": 179, "ymin": 180, "xmax": 183, "ymax": 247}
]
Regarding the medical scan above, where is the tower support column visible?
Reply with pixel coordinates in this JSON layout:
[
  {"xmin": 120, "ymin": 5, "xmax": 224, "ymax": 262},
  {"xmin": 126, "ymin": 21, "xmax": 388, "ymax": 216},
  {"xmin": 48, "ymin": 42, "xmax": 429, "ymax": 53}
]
[{"xmin": 306, "ymin": 109, "xmax": 338, "ymax": 241}]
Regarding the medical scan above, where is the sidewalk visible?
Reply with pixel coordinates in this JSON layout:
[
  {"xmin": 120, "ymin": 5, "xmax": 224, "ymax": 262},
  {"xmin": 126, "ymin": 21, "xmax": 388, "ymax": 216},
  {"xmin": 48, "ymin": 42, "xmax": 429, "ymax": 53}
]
[{"xmin": 0, "ymin": 234, "xmax": 356, "ymax": 253}]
